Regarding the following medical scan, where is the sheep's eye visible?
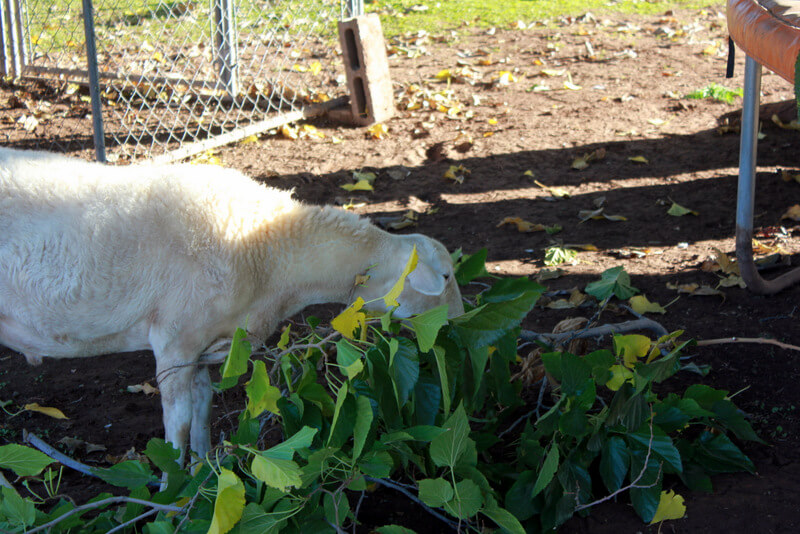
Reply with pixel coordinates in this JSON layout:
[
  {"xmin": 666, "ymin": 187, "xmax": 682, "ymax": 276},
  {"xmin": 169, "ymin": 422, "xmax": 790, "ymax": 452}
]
[{"xmin": 443, "ymin": 273, "xmax": 450, "ymax": 281}]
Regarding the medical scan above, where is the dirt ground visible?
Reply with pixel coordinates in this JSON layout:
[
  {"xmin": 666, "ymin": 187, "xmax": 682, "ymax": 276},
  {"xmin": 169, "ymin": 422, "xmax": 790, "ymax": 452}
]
[{"xmin": 2, "ymin": 5, "xmax": 800, "ymax": 533}]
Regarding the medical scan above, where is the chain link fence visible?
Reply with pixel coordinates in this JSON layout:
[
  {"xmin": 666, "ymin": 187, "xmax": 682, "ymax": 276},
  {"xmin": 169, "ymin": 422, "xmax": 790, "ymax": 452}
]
[{"xmin": 1, "ymin": 0, "xmax": 362, "ymax": 162}]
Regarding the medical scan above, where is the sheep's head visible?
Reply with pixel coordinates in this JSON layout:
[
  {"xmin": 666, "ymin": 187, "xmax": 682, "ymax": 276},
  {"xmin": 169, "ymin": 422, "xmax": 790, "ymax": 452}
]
[{"xmin": 354, "ymin": 234, "xmax": 465, "ymax": 319}]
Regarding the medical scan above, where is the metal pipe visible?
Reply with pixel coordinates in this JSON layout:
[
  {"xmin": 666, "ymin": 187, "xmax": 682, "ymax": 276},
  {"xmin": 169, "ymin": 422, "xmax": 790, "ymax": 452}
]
[
  {"xmin": 212, "ymin": 0, "xmax": 239, "ymax": 98},
  {"xmin": 1, "ymin": 1, "xmax": 9, "ymax": 76},
  {"xmin": 81, "ymin": 0, "xmax": 106, "ymax": 162},
  {"xmin": 735, "ymin": 55, "xmax": 800, "ymax": 293}
]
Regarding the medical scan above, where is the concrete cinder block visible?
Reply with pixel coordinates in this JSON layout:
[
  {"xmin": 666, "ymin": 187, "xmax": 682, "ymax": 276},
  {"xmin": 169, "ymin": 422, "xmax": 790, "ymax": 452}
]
[{"xmin": 338, "ymin": 14, "xmax": 395, "ymax": 125}]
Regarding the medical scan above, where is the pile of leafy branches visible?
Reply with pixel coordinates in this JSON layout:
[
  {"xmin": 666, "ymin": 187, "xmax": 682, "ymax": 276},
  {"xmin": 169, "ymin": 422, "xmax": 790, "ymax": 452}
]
[{"xmin": 0, "ymin": 250, "xmax": 759, "ymax": 533}]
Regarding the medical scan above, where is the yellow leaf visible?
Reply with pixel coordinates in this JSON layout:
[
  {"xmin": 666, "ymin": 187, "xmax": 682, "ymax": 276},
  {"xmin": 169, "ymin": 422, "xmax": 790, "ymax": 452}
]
[
  {"xmin": 291, "ymin": 63, "xmax": 307, "ymax": 72},
  {"xmin": 488, "ymin": 118, "xmax": 498, "ymax": 125},
  {"xmin": 780, "ymin": 169, "xmax": 800, "ymax": 183},
  {"xmin": 300, "ymin": 124, "xmax": 324, "ymax": 139},
  {"xmin": 309, "ymin": 61, "xmax": 322, "ymax": 76},
  {"xmin": 281, "ymin": 124, "xmax": 299, "ymax": 140},
  {"xmin": 443, "ymin": 164, "xmax": 470, "ymax": 183},
  {"xmin": 534, "ymin": 179, "xmax": 570, "ymax": 198},
  {"xmin": 434, "ymin": 69, "xmax": 452, "ymax": 80},
  {"xmin": 239, "ymin": 134, "xmax": 259, "ymax": 145},
  {"xmin": 331, "ymin": 297, "xmax": 367, "ymax": 339},
  {"xmin": 614, "ymin": 334, "xmax": 651, "ymax": 368},
  {"xmin": 126, "ymin": 383, "xmax": 160, "ymax": 395},
  {"xmin": 606, "ymin": 364, "xmax": 634, "ymax": 391},
  {"xmin": 712, "ymin": 247, "xmax": 739, "ymax": 275},
  {"xmin": 629, "ymin": 155, "xmax": 649, "ymax": 164},
  {"xmin": 383, "ymin": 246, "xmax": 419, "ymax": 308},
  {"xmin": 563, "ymin": 80, "xmax": 581, "ymax": 91},
  {"xmin": 367, "ymin": 123, "xmax": 388, "ymax": 139},
  {"xmin": 781, "ymin": 204, "xmax": 800, "ymax": 221},
  {"xmin": 24, "ymin": 403, "xmax": 69, "ymax": 420},
  {"xmin": 524, "ymin": 170, "xmax": 535, "ymax": 177},
  {"xmin": 540, "ymin": 68, "xmax": 566, "ymax": 77},
  {"xmin": 629, "ymin": 295, "xmax": 666, "ymax": 315},
  {"xmin": 208, "ymin": 468, "xmax": 245, "ymax": 534},
  {"xmin": 649, "ymin": 490, "xmax": 686, "ymax": 524},
  {"xmin": 352, "ymin": 171, "xmax": 377, "ymax": 183},
  {"xmin": 497, "ymin": 217, "xmax": 545, "ymax": 233},
  {"xmin": 340, "ymin": 179, "xmax": 374, "ymax": 192}
]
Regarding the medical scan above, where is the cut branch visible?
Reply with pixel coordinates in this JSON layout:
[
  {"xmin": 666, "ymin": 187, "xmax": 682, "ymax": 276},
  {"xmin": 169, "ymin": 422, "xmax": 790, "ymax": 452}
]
[{"xmin": 697, "ymin": 337, "xmax": 800, "ymax": 352}]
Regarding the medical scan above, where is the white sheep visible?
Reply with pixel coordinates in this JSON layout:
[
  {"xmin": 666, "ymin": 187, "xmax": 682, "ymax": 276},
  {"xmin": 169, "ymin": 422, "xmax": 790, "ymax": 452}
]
[{"xmin": 0, "ymin": 147, "xmax": 464, "ymax": 464}]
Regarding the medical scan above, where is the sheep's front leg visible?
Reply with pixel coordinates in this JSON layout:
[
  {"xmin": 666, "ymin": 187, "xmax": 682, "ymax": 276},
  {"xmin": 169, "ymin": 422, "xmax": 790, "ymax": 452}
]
[
  {"xmin": 190, "ymin": 367, "xmax": 212, "ymax": 459},
  {"xmin": 155, "ymin": 357, "xmax": 195, "ymax": 467}
]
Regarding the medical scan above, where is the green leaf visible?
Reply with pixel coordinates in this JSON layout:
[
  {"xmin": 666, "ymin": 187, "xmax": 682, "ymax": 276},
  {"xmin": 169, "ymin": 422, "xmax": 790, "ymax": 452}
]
[
  {"xmin": 93, "ymin": 461, "xmax": 155, "ymax": 490},
  {"xmin": 251, "ymin": 455, "xmax": 302, "ymax": 491},
  {"xmin": 353, "ymin": 395, "xmax": 374, "ymax": 459},
  {"xmin": 694, "ymin": 431, "xmax": 755, "ymax": 474},
  {"xmin": 430, "ymin": 404, "xmax": 471, "ymax": 468},
  {"xmin": 246, "ymin": 359, "xmax": 282, "ymax": 418},
  {"xmin": 0, "ymin": 486, "xmax": 36, "ymax": 528},
  {"xmin": 629, "ymin": 450, "xmax": 662, "ymax": 523},
  {"xmin": 454, "ymin": 248, "xmax": 488, "ymax": 285},
  {"xmin": 144, "ymin": 439, "xmax": 181, "ymax": 475},
  {"xmin": 264, "ymin": 426, "xmax": 318, "ymax": 460},
  {"xmin": 683, "ymin": 384, "xmax": 728, "ymax": 410},
  {"xmin": 544, "ymin": 246, "xmax": 578, "ymax": 266},
  {"xmin": 483, "ymin": 501, "xmax": 526, "ymax": 534},
  {"xmin": 531, "ymin": 446, "xmax": 559, "ymax": 498},
  {"xmin": 375, "ymin": 526, "xmax": 417, "ymax": 534},
  {"xmin": 414, "ymin": 373, "xmax": 442, "ymax": 427},
  {"xmin": 667, "ymin": 201, "xmax": 698, "ymax": 216},
  {"xmin": 443, "ymin": 479, "xmax": 483, "ymax": 519},
  {"xmin": 238, "ymin": 502, "xmax": 289, "ymax": 534},
  {"xmin": 327, "ymin": 384, "xmax": 351, "ymax": 447},
  {"xmin": 451, "ymin": 279, "xmax": 543, "ymax": 348},
  {"xmin": 505, "ymin": 470, "xmax": 537, "ymax": 521},
  {"xmin": 336, "ymin": 340, "xmax": 365, "ymax": 380},
  {"xmin": 409, "ymin": 305, "xmax": 449, "ymax": 352},
  {"xmin": 219, "ymin": 327, "xmax": 252, "ymax": 390},
  {"xmin": 585, "ymin": 266, "xmax": 639, "ymax": 300},
  {"xmin": 628, "ymin": 425, "xmax": 682, "ymax": 474},
  {"xmin": 599, "ymin": 436, "xmax": 629, "ymax": 492},
  {"xmin": 389, "ymin": 338, "xmax": 420, "ymax": 407},
  {"xmin": 209, "ymin": 467, "xmax": 245, "ymax": 534},
  {"xmin": 358, "ymin": 450, "xmax": 394, "ymax": 478},
  {"xmin": 710, "ymin": 399, "xmax": 764, "ymax": 443},
  {"xmin": 0, "ymin": 444, "xmax": 54, "ymax": 476},
  {"xmin": 432, "ymin": 346, "xmax": 452, "ymax": 414},
  {"xmin": 560, "ymin": 352, "xmax": 592, "ymax": 397},
  {"xmin": 418, "ymin": 477, "xmax": 454, "ymax": 508}
]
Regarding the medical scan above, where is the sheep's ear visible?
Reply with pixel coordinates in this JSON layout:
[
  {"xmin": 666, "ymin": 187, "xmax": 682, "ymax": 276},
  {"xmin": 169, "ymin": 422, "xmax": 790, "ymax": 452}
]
[{"xmin": 408, "ymin": 261, "xmax": 445, "ymax": 296}]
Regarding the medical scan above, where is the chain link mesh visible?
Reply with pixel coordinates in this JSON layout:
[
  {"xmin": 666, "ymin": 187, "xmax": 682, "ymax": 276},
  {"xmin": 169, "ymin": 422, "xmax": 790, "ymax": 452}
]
[{"xmin": 2, "ymin": 0, "xmax": 348, "ymax": 162}]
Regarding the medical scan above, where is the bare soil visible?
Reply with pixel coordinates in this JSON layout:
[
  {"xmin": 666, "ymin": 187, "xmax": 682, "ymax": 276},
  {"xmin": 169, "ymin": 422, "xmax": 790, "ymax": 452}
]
[{"xmin": 2, "ymin": 6, "xmax": 799, "ymax": 533}]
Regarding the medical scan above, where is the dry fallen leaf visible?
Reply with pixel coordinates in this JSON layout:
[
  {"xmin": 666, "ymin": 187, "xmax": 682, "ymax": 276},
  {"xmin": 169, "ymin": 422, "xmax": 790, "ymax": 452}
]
[
  {"xmin": 571, "ymin": 148, "xmax": 606, "ymax": 170},
  {"xmin": 497, "ymin": 217, "xmax": 546, "ymax": 233},
  {"xmin": 629, "ymin": 295, "xmax": 666, "ymax": 314},
  {"xmin": 712, "ymin": 247, "xmax": 739, "ymax": 275},
  {"xmin": 780, "ymin": 204, "xmax": 800, "ymax": 221},
  {"xmin": 367, "ymin": 123, "xmax": 388, "ymax": 139},
  {"xmin": 443, "ymin": 164, "xmax": 470, "ymax": 183},
  {"xmin": 534, "ymin": 179, "xmax": 570, "ymax": 198},
  {"xmin": 578, "ymin": 207, "xmax": 627, "ymax": 222},
  {"xmin": 127, "ymin": 382, "xmax": 160, "ymax": 396},
  {"xmin": 24, "ymin": 403, "xmax": 69, "ymax": 419},
  {"xmin": 629, "ymin": 155, "xmax": 649, "ymax": 164},
  {"xmin": 340, "ymin": 179, "xmax": 374, "ymax": 192},
  {"xmin": 780, "ymin": 169, "xmax": 800, "ymax": 184}
]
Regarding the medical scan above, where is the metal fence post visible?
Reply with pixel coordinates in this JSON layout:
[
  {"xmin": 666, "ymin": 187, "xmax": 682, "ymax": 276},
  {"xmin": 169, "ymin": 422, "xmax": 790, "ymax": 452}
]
[
  {"xmin": 213, "ymin": 0, "xmax": 239, "ymax": 97},
  {"xmin": 343, "ymin": 0, "xmax": 364, "ymax": 18},
  {"xmin": 4, "ymin": 0, "xmax": 22, "ymax": 76},
  {"xmin": 81, "ymin": 0, "xmax": 106, "ymax": 162},
  {"xmin": 1, "ymin": 1, "xmax": 9, "ymax": 76}
]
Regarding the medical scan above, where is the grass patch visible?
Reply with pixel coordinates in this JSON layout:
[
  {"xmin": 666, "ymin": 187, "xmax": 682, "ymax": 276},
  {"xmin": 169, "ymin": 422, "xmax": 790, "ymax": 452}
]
[
  {"xmin": 686, "ymin": 82, "xmax": 744, "ymax": 104},
  {"xmin": 369, "ymin": 0, "xmax": 725, "ymax": 36}
]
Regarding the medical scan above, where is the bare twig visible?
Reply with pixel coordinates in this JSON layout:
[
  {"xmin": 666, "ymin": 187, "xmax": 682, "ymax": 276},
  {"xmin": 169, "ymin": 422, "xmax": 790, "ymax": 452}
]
[
  {"xmin": 364, "ymin": 476, "xmax": 460, "ymax": 530},
  {"xmin": 574, "ymin": 414, "xmax": 660, "ymax": 512},
  {"xmin": 105, "ymin": 508, "xmax": 158, "ymax": 534},
  {"xmin": 697, "ymin": 337, "xmax": 800, "ymax": 352},
  {"xmin": 26, "ymin": 497, "xmax": 183, "ymax": 534},
  {"xmin": 520, "ymin": 317, "xmax": 670, "ymax": 347},
  {"xmin": 23, "ymin": 430, "xmax": 96, "ymax": 478}
]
